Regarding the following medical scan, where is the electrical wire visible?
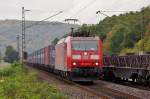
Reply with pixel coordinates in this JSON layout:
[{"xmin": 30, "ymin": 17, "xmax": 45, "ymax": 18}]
[
  {"xmin": 25, "ymin": 11, "xmax": 63, "ymax": 29},
  {"xmin": 65, "ymin": 0, "xmax": 97, "ymax": 22}
]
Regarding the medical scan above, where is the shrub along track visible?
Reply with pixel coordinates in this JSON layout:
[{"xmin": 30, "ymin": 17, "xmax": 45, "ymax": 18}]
[{"xmin": 26, "ymin": 66, "xmax": 142, "ymax": 99}]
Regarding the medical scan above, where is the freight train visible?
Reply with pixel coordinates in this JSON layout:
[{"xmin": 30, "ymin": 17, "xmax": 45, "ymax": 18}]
[
  {"xmin": 27, "ymin": 34, "xmax": 103, "ymax": 82},
  {"xmin": 26, "ymin": 31, "xmax": 150, "ymax": 85}
]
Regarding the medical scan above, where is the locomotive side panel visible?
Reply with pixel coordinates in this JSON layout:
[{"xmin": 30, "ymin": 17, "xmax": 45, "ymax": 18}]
[{"xmin": 55, "ymin": 43, "xmax": 67, "ymax": 71}]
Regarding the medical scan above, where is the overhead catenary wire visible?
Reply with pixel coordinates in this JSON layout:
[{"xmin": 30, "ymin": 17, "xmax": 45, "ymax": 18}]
[
  {"xmin": 25, "ymin": 11, "xmax": 63, "ymax": 29},
  {"xmin": 96, "ymin": 10, "xmax": 139, "ymax": 19},
  {"xmin": 65, "ymin": 0, "xmax": 97, "ymax": 22},
  {"xmin": 99, "ymin": 10, "xmax": 137, "ymax": 12},
  {"xmin": 25, "ymin": 11, "xmax": 63, "ymax": 50},
  {"xmin": 96, "ymin": 10, "xmax": 139, "ymax": 23}
]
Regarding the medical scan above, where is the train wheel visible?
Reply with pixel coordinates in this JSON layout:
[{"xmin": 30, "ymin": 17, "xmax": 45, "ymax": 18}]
[
  {"xmin": 66, "ymin": 72, "xmax": 72, "ymax": 81},
  {"xmin": 62, "ymin": 72, "xmax": 65, "ymax": 78},
  {"xmin": 64, "ymin": 72, "xmax": 67, "ymax": 78},
  {"xmin": 136, "ymin": 76, "xmax": 145, "ymax": 85},
  {"xmin": 104, "ymin": 70, "xmax": 115, "ymax": 81},
  {"xmin": 130, "ymin": 73, "xmax": 138, "ymax": 83},
  {"xmin": 60, "ymin": 71, "xmax": 63, "ymax": 79}
]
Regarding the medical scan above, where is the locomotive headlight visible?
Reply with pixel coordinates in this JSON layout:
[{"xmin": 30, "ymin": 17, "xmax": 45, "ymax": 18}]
[
  {"xmin": 84, "ymin": 52, "xmax": 88, "ymax": 55},
  {"xmin": 95, "ymin": 62, "xmax": 99, "ymax": 66},
  {"xmin": 91, "ymin": 55, "xmax": 99, "ymax": 59},
  {"xmin": 73, "ymin": 62, "xmax": 77, "ymax": 66},
  {"xmin": 72, "ymin": 55, "xmax": 81, "ymax": 59}
]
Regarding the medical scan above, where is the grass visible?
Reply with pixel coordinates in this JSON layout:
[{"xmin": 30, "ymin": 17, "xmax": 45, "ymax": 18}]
[
  {"xmin": 0, "ymin": 61, "xmax": 11, "ymax": 70},
  {"xmin": 0, "ymin": 62, "xmax": 68, "ymax": 99}
]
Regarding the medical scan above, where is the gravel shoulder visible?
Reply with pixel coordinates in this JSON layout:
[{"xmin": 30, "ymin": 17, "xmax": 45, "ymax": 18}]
[{"xmin": 26, "ymin": 66, "xmax": 149, "ymax": 99}]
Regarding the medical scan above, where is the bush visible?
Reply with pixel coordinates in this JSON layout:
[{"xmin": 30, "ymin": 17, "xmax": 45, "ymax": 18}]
[{"xmin": 0, "ymin": 61, "xmax": 23, "ymax": 77}]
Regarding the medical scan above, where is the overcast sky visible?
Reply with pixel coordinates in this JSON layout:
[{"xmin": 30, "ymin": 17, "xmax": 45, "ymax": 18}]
[{"xmin": 0, "ymin": 0, "xmax": 150, "ymax": 24}]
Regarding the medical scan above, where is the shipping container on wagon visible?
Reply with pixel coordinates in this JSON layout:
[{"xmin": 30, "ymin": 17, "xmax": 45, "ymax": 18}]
[
  {"xmin": 44, "ymin": 47, "xmax": 49, "ymax": 66},
  {"xmin": 55, "ymin": 39, "xmax": 67, "ymax": 71},
  {"xmin": 41, "ymin": 48, "xmax": 44, "ymax": 65},
  {"xmin": 49, "ymin": 45, "xmax": 55, "ymax": 66},
  {"xmin": 37, "ymin": 50, "xmax": 41, "ymax": 64}
]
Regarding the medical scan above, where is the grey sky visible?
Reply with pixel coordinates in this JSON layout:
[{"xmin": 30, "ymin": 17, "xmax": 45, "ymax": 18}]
[{"xmin": 0, "ymin": 0, "xmax": 149, "ymax": 24}]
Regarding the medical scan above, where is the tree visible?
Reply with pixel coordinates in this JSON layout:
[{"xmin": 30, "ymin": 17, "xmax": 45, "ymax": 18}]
[
  {"xmin": 4, "ymin": 45, "xmax": 19, "ymax": 63},
  {"xmin": 52, "ymin": 38, "xmax": 59, "ymax": 45}
]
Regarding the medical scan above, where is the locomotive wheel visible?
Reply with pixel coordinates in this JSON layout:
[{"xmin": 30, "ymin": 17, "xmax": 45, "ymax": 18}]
[
  {"xmin": 130, "ymin": 73, "xmax": 138, "ymax": 82},
  {"xmin": 66, "ymin": 72, "xmax": 72, "ymax": 81},
  {"xmin": 64, "ymin": 72, "xmax": 68, "ymax": 78}
]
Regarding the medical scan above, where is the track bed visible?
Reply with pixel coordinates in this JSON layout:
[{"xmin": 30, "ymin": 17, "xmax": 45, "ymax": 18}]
[
  {"xmin": 91, "ymin": 80, "xmax": 150, "ymax": 99},
  {"xmin": 26, "ymin": 65, "xmax": 149, "ymax": 99},
  {"xmin": 26, "ymin": 66, "xmax": 108, "ymax": 99}
]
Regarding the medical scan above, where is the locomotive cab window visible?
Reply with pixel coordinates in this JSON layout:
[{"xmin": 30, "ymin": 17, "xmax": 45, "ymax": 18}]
[{"xmin": 72, "ymin": 40, "xmax": 98, "ymax": 50}]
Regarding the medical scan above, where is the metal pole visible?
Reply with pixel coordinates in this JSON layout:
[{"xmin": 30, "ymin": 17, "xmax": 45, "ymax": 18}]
[
  {"xmin": 22, "ymin": 7, "xmax": 31, "ymax": 62},
  {"xmin": 17, "ymin": 35, "xmax": 20, "ymax": 60},
  {"xmin": 22, "ymin": 7, "xmax": 24, "ymax": 62},
  {"xmin": 23, "ymin": 9, "xmax": 26, "ymax": 59}
]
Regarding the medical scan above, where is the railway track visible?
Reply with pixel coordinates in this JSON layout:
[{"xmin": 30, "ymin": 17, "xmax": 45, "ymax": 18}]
[
  {"xmin": 26, "ymin": 65, "xmax": 143, "ymax": 99},
  {"xmin": 26, "ymin": 66, "xmax": 109, "ymax": 99},
  {"xmin": 88, "ymin": 81, "xmax": 142, "ymax": 99},
  {"xmin": 106, "ymin": 79, "xmax": 150, "ymax": 91},
  {"xmin": 96, "ymin": 80, "xmax": 150, "ymax": 98}
]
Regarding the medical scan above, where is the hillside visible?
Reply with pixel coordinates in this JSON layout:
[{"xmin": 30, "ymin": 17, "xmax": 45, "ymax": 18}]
[
  {"xmin": 79, "ymin": 6, "xmax": 150, "ymax": 55},
  {"xmin": 0, "ymin": 20, "xmax": 79, "ymax": 54}
]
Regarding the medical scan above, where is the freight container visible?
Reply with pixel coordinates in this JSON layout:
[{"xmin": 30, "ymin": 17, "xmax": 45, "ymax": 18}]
[
  {"xmin": 49, "ymin": 45, "xmax": 55, "ymax": 66},
  {"xmin": 44, "ymin": 47, "xmax": 49, "ymax": 66},
  {"xmin": 41, "ymin": 48, "xmax": 44, "ymax": 65}
]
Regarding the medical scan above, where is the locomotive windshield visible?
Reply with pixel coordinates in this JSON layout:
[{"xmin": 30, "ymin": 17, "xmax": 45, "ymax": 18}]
[{"xmin": 72, "ymin": 40, "xmax": 98, "ymax": 50}]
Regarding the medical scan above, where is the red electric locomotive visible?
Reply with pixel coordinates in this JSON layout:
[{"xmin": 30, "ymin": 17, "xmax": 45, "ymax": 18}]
[
  {"xmin": 27, "ymin": 34, "xmax": 103, "ymax": 82},
  {"xmin": 55, "ymin": 36, "xmax": 103, "ymax": 81}
]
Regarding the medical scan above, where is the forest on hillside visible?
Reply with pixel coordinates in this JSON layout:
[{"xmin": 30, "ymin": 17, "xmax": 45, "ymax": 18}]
[{"xmin": 79, "ymin": 6, "xmax": 150, "ymax": 55}]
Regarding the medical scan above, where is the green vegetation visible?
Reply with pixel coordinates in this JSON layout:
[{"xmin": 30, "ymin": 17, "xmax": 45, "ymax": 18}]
[
  {"xmin": 4, "ymin": 45, "xmax": 19, "ymax": 63},
  {"xmin": 52, "ymin": 37, "xmax": 59, "ymax": 45},
  {"xmin": 78, "ymin": 7, "xmax": 150, "ymax": 55},
  {"xmin": 0, "ymin": 62, "xmax": 67, "ymax": 99}
]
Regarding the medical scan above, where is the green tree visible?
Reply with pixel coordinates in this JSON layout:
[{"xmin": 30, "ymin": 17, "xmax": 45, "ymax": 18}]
[
  {"xmin": 76, "ymin": 6, "xmax": 150, "ymax": 55},
  {"xmin": 4, "ymin": 45, "xmax": 19, "ymax": 63},
  {"xmin": 52, "ymin": 38, "xmax": 59, "ymax": 45}
]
